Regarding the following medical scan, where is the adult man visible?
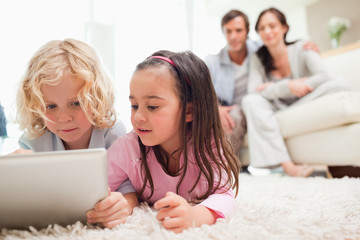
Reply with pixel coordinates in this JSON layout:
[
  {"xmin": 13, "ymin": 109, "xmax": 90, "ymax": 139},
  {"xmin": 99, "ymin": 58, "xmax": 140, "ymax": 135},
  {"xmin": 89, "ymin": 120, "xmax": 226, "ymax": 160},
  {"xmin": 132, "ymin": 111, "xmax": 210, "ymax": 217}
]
[{"xmin": 204, "ymin": 10, "xmax": 261, "ymax": 165}]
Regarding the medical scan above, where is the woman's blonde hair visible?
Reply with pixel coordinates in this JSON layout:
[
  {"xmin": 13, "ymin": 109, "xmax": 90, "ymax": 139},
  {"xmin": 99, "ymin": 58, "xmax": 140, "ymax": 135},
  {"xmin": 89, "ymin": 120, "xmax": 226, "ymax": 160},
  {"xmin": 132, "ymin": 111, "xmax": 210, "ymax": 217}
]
[{"xmin": 16, "ymin": 38, "xmax": 116, "ymax": 139}]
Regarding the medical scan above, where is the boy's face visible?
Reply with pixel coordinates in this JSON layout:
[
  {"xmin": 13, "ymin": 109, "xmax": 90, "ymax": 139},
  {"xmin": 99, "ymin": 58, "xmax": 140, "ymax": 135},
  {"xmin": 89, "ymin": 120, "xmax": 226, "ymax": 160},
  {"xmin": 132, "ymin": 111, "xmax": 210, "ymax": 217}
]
[
  {"xmin": 223, "ymin": 16, "xmax": 248, "ymax": 53},
  {"xmin": 129, "ymin": 66, "xmax": 190, "ymax": 155},
  {"xmin": 41, "ymin": 75, "xmax": 93, "ymax": 150}
]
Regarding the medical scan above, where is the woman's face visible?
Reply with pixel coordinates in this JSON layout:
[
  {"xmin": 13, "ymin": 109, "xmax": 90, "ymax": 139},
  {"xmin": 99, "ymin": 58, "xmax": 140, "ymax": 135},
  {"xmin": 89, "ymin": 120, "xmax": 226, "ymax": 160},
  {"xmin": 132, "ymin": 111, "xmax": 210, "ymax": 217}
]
[{"xmin": 257, "ymin": 12, "xmax": 288, "ymax": 47}]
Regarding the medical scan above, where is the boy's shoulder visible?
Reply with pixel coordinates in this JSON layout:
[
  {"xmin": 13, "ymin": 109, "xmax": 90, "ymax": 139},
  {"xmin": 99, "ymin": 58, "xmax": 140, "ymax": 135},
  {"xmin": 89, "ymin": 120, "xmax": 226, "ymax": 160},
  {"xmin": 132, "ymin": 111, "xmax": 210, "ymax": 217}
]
[
  {"xmin": 18, "ymin": 131, "xmax": 63, "ymax": 151},
  {"xmin": 104, "ymin": 120, "xmax": 127, "ymax": 138},
  {"xmin": 102, "ymin": 120, "xmax": 127, "ymax": 149},
  {"xmin": 111, "ymin": 120, "xmax": 127, "ymax": 136}
]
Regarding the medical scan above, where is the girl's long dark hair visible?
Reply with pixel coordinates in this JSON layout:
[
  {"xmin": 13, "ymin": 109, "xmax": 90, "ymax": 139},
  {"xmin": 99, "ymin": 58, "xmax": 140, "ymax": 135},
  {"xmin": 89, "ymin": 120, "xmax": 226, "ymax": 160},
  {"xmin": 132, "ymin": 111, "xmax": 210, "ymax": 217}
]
[
  {"xmin": 255, "ymin": 7, "xmax": 296, "ymax": 77},
  {"xmin": 134, "ymin": 50, "xmax": 240, "ymax": 202}
]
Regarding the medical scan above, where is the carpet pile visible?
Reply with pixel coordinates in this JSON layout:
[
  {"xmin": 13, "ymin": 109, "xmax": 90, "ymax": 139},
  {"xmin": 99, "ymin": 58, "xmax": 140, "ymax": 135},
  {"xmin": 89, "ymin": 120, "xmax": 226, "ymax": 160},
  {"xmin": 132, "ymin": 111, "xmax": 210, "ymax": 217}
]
[{"xmin": 1, "ymin": 174, "xmax": 360, "ymax": 240}]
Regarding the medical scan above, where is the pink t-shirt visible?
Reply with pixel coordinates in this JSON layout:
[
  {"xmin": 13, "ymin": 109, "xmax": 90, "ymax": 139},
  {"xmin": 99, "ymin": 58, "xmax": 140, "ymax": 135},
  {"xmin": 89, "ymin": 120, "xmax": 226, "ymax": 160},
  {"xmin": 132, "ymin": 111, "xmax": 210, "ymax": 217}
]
[{"xmin": 107, "ymin": 130, "xmax": 235, "ymax": 218}]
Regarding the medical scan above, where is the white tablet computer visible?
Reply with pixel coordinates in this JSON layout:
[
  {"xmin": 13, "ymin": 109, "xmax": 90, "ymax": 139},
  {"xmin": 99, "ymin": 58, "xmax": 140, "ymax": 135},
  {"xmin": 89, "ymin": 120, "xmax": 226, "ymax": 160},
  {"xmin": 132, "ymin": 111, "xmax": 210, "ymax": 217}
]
[{"xmin": 0, "ymin": 148, "xmax": 108, "ymax": 230}]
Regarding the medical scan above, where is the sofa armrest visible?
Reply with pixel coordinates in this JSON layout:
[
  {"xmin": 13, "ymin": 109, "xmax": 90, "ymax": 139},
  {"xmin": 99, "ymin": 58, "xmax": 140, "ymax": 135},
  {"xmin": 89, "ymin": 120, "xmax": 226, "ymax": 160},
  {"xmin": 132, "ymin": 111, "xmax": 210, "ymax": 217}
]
[{"xmin": 276, "ymin": 91, "xmax": 360, "ymax": 138}]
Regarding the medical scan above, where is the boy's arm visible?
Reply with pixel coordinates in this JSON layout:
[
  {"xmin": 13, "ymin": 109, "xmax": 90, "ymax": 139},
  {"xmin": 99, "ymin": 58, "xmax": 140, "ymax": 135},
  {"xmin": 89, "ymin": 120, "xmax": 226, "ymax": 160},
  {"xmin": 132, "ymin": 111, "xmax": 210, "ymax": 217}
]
[
  {"xmin": 123, "ymin": 191, "xmax": 139, "ymax": 210},
  {"xmin": 87, "ymin": 191, "xmax": 138, "ymax": 228}
]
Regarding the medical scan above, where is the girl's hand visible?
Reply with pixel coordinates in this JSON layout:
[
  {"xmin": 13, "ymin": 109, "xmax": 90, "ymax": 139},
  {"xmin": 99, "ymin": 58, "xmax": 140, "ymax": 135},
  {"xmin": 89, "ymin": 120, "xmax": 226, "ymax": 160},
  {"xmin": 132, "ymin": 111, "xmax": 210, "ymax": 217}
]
[
  {"xmin": 154, "ymin": 192, "xmax": 216, "ymax": 233},
  {"xmin": 256, "ymin": 82, "xmax": 274, "ymax": 92},
  {"xmin": 87, "ymin": 190, "xmax": 138, "ymax": 228},
  {"xmin": 288, "ymin": 77, "xmax": 314, "ymax": 97}
]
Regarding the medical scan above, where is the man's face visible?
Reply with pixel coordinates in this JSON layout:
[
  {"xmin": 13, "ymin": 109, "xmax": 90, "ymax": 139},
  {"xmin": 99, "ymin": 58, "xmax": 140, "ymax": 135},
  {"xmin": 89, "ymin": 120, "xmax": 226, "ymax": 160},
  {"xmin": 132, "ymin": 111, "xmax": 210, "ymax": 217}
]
[{"xmin": 223, "ymin": 16, "xmax": 248, "ymax": 53}]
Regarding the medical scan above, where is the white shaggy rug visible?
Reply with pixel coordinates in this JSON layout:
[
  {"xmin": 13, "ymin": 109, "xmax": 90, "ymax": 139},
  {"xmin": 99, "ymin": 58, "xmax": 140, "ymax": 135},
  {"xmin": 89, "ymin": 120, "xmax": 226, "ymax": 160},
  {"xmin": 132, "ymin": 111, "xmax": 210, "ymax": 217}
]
[{"xmin": 1, "ymin": 174, "xmax": 360, "ymax": 240}]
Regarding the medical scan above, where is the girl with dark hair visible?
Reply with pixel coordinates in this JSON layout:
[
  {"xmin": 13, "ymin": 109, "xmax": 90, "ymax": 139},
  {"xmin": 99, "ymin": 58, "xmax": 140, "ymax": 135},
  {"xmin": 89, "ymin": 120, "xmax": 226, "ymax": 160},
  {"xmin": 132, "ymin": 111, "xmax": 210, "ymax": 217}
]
[
  {"xmin": 241, "ymin": 7, "xmax": 349, "ymax": 177},
  {"xmin": 88, "ymin": 50, "xmax": 240, "ymax": 232}
]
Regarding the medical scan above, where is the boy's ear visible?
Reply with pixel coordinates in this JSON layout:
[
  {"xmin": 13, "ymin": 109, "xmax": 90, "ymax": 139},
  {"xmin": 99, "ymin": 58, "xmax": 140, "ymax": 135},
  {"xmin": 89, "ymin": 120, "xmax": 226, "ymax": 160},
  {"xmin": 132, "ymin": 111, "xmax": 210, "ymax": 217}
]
[{"xmin": 185, "ymin": 103, "xmax": 193, "ymax": 122}]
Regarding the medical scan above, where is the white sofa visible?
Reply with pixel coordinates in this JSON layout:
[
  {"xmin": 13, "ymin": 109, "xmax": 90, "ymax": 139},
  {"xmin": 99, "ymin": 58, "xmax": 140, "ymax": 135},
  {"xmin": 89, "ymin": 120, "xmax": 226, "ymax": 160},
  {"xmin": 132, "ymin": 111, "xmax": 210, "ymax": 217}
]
[{"xmin": 240, "ymin": 42, "xmax": 360, "ymax": 168}]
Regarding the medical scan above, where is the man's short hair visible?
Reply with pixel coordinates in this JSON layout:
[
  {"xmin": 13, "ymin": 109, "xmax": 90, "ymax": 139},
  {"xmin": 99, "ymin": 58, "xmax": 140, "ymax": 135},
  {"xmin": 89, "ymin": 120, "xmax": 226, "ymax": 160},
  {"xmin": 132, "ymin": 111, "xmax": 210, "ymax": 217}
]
[{"xmin": 221, "ymin": 9, "xmax": 249, "ymax": 33}]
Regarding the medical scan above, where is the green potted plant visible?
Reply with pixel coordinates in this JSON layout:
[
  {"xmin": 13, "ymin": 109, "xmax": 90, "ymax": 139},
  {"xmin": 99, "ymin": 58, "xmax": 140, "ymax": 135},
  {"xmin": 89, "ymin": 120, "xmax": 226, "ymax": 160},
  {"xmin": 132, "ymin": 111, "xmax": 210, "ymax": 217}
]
[{"xmin": 328, "ymin": 16, "xmax": 351, "ymax": 49}]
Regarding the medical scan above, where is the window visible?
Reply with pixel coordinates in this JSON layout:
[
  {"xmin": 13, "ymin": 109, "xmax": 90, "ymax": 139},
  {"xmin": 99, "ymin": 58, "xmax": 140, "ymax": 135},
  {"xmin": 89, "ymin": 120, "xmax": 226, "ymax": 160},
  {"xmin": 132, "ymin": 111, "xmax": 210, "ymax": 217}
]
[{"xmin": 0, "ymin": 0, "xmax": 191, "ymax": 153}]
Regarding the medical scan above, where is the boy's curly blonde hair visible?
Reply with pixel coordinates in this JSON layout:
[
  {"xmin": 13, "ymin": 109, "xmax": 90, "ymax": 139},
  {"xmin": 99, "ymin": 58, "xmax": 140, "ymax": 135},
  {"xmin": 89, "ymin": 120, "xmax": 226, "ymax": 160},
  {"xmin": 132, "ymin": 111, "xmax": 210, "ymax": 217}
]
[{"xmin": 16, "ymin": 38, "xmax": 116, "ymax": 139}]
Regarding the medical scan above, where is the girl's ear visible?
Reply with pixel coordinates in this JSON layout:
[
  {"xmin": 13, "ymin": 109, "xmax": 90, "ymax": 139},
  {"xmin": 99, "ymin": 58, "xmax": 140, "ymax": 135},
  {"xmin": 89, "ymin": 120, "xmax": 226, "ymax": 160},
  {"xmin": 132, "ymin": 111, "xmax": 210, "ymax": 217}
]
[{"xmin": 185, "ymin": 103, "xmax": 193, "ymax": 122}]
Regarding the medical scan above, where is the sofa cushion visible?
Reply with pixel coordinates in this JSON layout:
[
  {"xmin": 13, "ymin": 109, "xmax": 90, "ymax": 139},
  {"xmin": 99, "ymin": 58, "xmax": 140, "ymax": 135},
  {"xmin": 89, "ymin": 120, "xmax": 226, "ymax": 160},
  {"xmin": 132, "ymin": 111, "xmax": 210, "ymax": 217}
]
[
  {"xmin": 276, "ymin": 91, "xmax": 360, "ymax": 138},
  {"xmin": 286, "ymin": 123, "xmax": 360, "ymax": 166}
]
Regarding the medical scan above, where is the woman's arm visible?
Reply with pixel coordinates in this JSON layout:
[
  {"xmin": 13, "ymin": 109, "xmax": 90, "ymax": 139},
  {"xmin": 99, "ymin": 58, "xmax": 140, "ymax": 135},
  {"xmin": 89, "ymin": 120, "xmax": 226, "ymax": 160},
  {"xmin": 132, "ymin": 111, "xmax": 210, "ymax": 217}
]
[
  {"xmin": 248, "ymin": 55, "xmax": 294, "ymax": 100},
  {"xmin": 302, "ymin": 48, "xmax": 330, "ymax": 89},
  {"xmin": 247, "ymin": 54, "xmax": 267, "ymax": 94}
]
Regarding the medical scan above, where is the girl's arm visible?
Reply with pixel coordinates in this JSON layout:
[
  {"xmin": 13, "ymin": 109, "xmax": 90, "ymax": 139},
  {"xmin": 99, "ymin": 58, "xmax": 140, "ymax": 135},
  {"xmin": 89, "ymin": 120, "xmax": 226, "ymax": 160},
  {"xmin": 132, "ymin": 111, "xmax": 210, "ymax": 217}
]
[
  {"xmin": 154, "ymin": 179, "xmax": 235, "ymax": 233},
  {"xmin": 197, "ymin": 189, "xmax": 235, "ymax": 218},
  {"xmin": 154, "ymin": 192, "xmax": 219, "ymax": 233}
]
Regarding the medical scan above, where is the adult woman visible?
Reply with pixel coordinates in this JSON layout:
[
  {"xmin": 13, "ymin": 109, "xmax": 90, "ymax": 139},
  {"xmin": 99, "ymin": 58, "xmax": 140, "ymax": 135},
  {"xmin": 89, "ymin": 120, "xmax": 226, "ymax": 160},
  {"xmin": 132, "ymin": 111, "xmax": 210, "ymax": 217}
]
[{"xmin": 241, "ymin": 7, "xmax": 349, "ymax": 177}]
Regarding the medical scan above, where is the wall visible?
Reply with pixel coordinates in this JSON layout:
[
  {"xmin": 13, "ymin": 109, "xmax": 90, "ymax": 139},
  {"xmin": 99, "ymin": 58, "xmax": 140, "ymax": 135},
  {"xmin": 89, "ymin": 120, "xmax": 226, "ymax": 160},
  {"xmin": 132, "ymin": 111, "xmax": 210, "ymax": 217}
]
[{"xmin": 307, "ymin": 0, "xmax": 360, "ymax": 52}]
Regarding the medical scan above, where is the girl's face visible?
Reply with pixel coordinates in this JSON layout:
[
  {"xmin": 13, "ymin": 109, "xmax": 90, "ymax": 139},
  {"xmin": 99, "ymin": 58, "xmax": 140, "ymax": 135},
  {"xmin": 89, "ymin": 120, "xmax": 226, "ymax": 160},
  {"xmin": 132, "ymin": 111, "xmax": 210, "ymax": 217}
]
[
  {"xmin": 41, "ymin": 75, "xmax": 93, "ymax": 150},
  {"xmin": 257, "ymin": 12, "xmax": 288, "ymax": 47},
  {"xmin": 130, "ymin": 66, "xmax": 189, "ymax": 155}
]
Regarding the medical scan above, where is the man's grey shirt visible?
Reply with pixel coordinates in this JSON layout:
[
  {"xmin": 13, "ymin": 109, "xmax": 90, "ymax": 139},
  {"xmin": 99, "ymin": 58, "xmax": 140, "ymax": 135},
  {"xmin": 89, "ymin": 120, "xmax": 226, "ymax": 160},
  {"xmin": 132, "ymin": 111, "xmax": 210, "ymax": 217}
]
[{"xmin": 204, "ymin": 39, "xmax": 262, "ymax": 105}]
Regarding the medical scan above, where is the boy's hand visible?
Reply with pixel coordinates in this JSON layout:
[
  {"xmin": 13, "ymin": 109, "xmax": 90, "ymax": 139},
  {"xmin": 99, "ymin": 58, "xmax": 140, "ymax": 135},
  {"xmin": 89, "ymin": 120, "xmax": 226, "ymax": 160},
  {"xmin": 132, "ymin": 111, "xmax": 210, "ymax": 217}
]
[
  {"xmin": 10, "ymin": 148, "xmax": 33, "ymax": 154},
  {"xmin": 87, "ymin": 190, "xmax": 138, "ymax": 228},
  {"xmin": 154, "ymin": 192, "xmax": 216, "ymax": 233}
]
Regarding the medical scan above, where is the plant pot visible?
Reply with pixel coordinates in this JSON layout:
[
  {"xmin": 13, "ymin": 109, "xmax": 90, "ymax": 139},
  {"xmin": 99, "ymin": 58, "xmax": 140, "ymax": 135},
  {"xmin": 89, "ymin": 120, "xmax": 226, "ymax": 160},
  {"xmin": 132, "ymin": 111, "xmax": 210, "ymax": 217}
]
[{"xmin": 331, "ymin": 37, "xmax": 340, "ymax": 49}]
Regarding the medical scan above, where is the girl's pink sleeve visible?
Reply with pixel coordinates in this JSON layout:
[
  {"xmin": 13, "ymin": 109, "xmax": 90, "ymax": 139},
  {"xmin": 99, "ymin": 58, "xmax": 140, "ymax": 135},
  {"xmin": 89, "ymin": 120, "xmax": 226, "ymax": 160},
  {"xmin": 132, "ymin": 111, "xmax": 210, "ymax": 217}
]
[
  {"xmin": 198, "ymin": 145, "xmax": 236, "ymax": 218},
  {"xmin": 198, "ymin": 187, "xmax": 235, "ymax": 218},
  {"xmin": 107, "ymin": 138, "xmax": 129, "ymax": 191}
]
